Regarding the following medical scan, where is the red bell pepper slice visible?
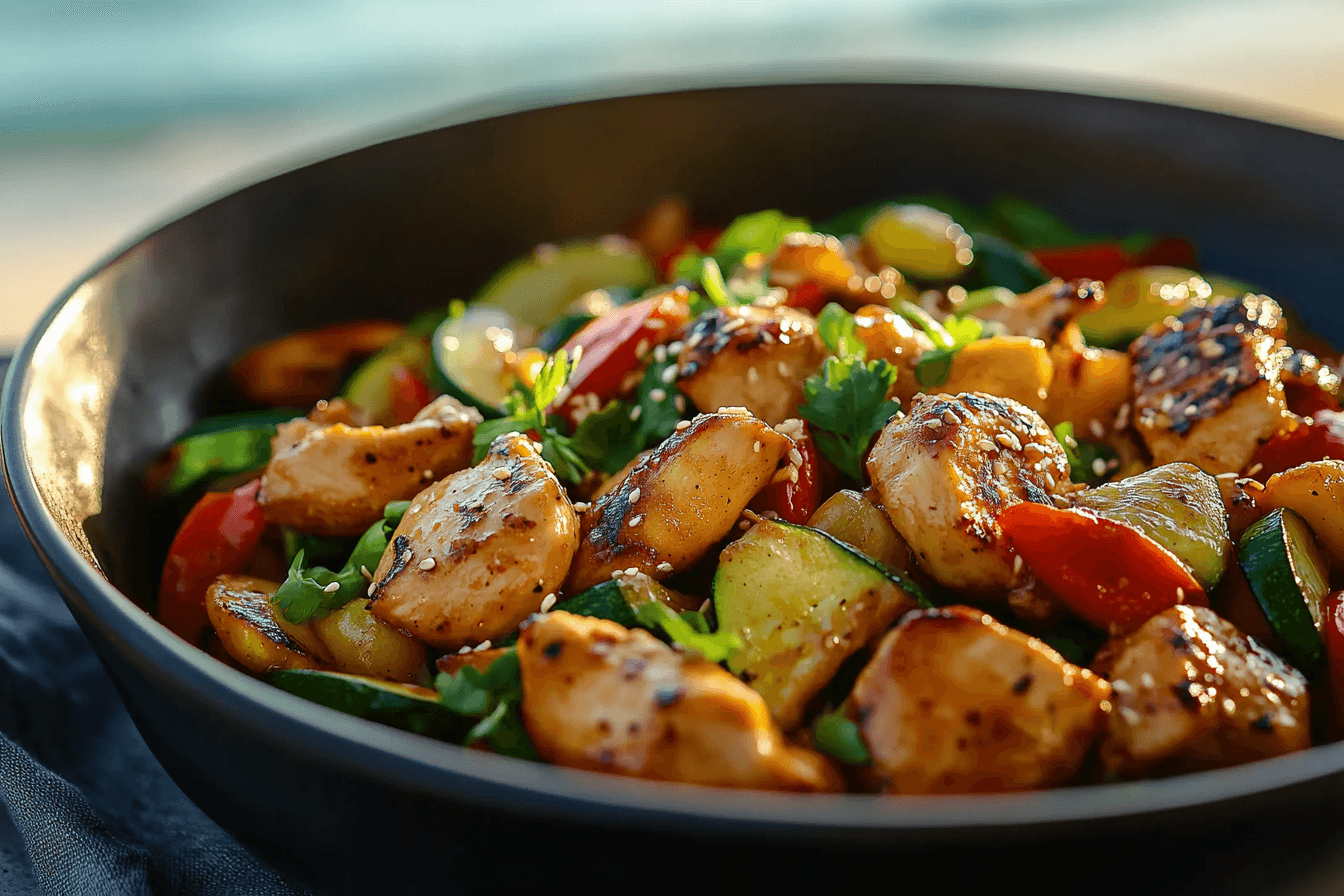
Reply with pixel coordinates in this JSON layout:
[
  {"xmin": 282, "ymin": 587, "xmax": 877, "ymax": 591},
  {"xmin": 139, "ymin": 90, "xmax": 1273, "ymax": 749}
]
[
  {"xmin": 753, "ymin": 425, "xmax": 821, "ymax": 523},
  {"xmin": 555, "ymin": 290, "xmax": 692, "ymax": 424},
  {"xmin": 1029, "ymin": 244, "xmax": 1133, "ymax": 282},
  {"xmin": 1322, "ymin": 591, "xmax": 1344, "ymax": 729},
  {"xmin": 1250, "ymin": 411, "xmax": 1344, "ymax": 481},
  {"xmin": 782, "ymin": 281, "xmax": 829, "ymax": 315},
  {"xmin": 158, "ymin": 479, "xmax": 268, "ymax": 644},
  {"xmin": 387, "ymin": 362, "xmax": 434, "ymax": 425},
  {"xmin": 1131, "ymin": 236, "xmax": 1198, "ymax": 270},
  {"xmin": 999, "ymin": 502, "xmax": 1206, "ymax": 634}
]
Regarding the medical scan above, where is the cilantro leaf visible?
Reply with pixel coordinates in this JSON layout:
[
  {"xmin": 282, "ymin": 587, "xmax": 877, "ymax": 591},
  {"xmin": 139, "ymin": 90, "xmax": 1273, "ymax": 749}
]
[
  {"xmin": 812, "ymin": 706, "xmax": 871, "ymax": 765},
  {"xmin": 816, "ymin": 303, "xmax": 866, "ymax": 360},
  {"xmin": 434, "ymin": 649, "xmax": 537, "ymax": 760},
  {"xmin": 271, "ymin": 502, "xmax": 403, "ymax": 624},
  {"xmin": 913, "ymin": 315, "xmax": 985, "ymax": 388},
  {"xmin": 798, "ymin": 355, "xmax": 901, "ymax": 482},
  {"xmin": 631, "ymin": 600, "xmax": 741, "ymax": 663}
]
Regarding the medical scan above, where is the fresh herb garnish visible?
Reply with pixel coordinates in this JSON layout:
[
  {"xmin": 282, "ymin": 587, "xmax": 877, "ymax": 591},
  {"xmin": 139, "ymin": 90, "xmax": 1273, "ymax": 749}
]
[
  {"xmin": 816, "ymin": 303, "xmax": 866, "ymax": 360},
  {"xmin": 1053, "ymin": 421, "xmax": 1120, "ymax": 486},
  {"xmin": 271, "ymin": 501, "xmax": 404, "ymax": 624},
  {"xmin": 913, "ymin": 314, "xmax": 985, "ymax": 388},
  {"xmin": 631, "ymin": 600, "xmax": 741, "ymax": 663},
  {"xmin": 812, "ymin": 706, "xmax": 871, "ymax": 765},
  {"xmin": 435, "ymin": 649, "xmax": 537, "ymax": 760},
  {"xmin": 701, "ymin": 257, "xmax": 732, "ymax": 307},
  {"xmin": 798, "ymin": 355, "xmax": 901, "ymax": 482}
]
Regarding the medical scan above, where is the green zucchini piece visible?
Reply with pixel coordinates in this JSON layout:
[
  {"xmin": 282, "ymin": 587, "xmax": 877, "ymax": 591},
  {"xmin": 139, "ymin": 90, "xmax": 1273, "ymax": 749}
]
[
  {"xmin": 430, "ymin": 306, "xmax": 519, "ymax": 419},
  {"xmin": 536, "ymin": 312, "xmax": 595, "ymax": 352},
  {"xmin": 495, "ymin": 581, "xmax": 638, "ymax": 647},
  {"xmin": 166, "ymin": 426, "xmax": 275, "ymax": 495},
  {"xmin": 340, "ymin": 336, "xmax": 434, "ymax": 422},
  {"xmin": 1073, "ymin": 462, "xmax": 1231, "ymax": 589},
  {"xmin": 1238, "ymin": 508, "xmax": 1332, "ymax": 673},
  {"xmin": 1076, "ymin": 267, "xmax": 1209, "ymax": 346},
  {"xmin": 268, "ymin": 670, "xmax": 462, "ymax": 739},
  {"xmin": 474, "ymin": 237, "xmax": 653, "ymax": 330},
  {"xmin": 714, "ymin": 520, "xmax": 926, "ymax": 729}
]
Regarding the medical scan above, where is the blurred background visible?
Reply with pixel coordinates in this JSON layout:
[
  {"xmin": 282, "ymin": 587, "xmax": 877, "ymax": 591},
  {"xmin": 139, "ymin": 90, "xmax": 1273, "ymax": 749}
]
[{"xmin": 4, "ymin": 0, "xmax": 1344, "ymax": 349}]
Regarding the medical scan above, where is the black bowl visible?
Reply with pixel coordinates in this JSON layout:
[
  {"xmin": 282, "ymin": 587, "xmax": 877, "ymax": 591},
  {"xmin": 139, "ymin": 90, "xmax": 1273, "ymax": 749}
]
[{"xmin": 7, "ymin": 81, "xmax": 1344, "ymax": 893}]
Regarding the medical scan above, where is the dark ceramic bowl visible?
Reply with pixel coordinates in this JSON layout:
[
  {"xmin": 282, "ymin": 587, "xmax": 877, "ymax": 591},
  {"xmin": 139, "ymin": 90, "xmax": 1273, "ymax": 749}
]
[{"xmin": 6, "ymin": 81, "xmax": 1344, "ymax": 893}]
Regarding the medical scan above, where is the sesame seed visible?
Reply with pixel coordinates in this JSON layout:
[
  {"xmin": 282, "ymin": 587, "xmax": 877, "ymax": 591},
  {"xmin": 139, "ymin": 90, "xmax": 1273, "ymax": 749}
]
[
  {"xmin": 629, "ymin": 487, "xmax": 642, "ymax": 503},
  {"xmin": 1148, "ymin": 367, "xmax": 1165, "ymax": 384},
  {"xmin": 635, "ymin": 339, "xmax": 650, "ymax": 358},
  {"xmin": 322, "ymin": 582, "xmax": 340, "ymax": 594},
  {"xmin": 1247, "ymin": 463, "xmax": 1264, "ymax": 477},
  {"xmin": 723, "ymin": 317, "xmax": 747, "ymax": 333},
  {"xmin": 458, "ymin": 645, "xmax": 472, "ymax": 654},
  {"xmin": 1013, "ymin": 555, "xmax": 1024, "ymax": 575},
  {"xmin": 1051, "ymin": 495, "xmax": 1070, "ymax": 508},
  {"xmin": 1184, "ymin": 404, "xmax": 1199, "ymax": 416},
  {"xmin": 419, "ymin": 557, "xmax": 437, "ymax": 571},
  {"xmin": 777, "ymin": 362, "xmax": 791, "ymax": 377},
  {"xmin": 653, "ymin": 344, "xmax": 667, "ymax": 363},
  {"xmin": 1176, "ymin": 586, "xmax": 1186, "ymax": 603},
  {"xmin": 540, "ymin": 593, "xmax": 557, "ymax": 612},
  {"xmin": 942, "ymin": 409, "xmax": 959, "ymax": 425},
  {"xmin": 993, "ymin": 460, "xmax": 1008, "ymax": 477},
  {"xmin": 474, "ymin": 640, "xmax": 493, "ymax": 652},
  {"xmin": 570, "ymin": 344, "xmax": 584, "ymax": 365},
  {"xmin": 700, "ymin": 599, "xmax": 712, "ymax": 614},
  {"xmin": 660, "ymin": 365, "xmax": 679, "ymax": 384},
  {"xmin": 1176, "ymin": 355, "xmax": 1191, "ymax": 370},
  {"xmin": 625, "ymin": 567, "xmax": 639, "ymax": 576},
  {"xmin": 675, "ymin": 420, "xmax": 691, "ymax": 431},
  {"xmin": 739, "ymin": 520, "xmax": 751, "ymax": 530},
  {"xmin": 410, "ymin": 503, "xmax": 422, "ymax": 513},
  {"xmin": 1120, "ymin": 707, "xmax": 1143, "ymax": 726},
  {"xmin": 649, "ymin": 388, "xmax": 667, "ymax": 402},
  {"xmin": 667, "ymin": 341, "xmax": 684, "ymax": 354},
  {"xmin": 573, "ymin": 502, "xmax": 590, "ymax": 512},
  {"xmin": 1160, "ymin": 394, "xmax": 1176, "ymax": 413},
  {"xmin": 656, "ymin": 562, "xmax": 674, "ymax": 573},
  {"xmin": 1216, "ymin": 472, "xmax": 1237, "ymax": 480},
  {"xmin": 788, "ymin": 448, "xmax": 803, "ymax": 466},
  {"xmin": 1092, "ymin": 458, "xmax": 1107, "ymax": 477},
  {"xmin": 422, "ymin": 469, "xmax": 434, "ymax": 480},
  {"xmin": 752, "ymin": 440, "xmax": 761, "ymax": 453},
  {"xmin": 674, "ymin": 395, "xmax": 686, "ymax": 413},
  {"xmin": 367, "ymin": 583, "xmax": 377, "ymax": 597},
  {"xmin": 924, "ymin": 420, "xmax": 942, "ymax": 430},
  {"xmin": 629, "ymin": 405, "xmax": 642, "ymax": 421},
  {"xmin": 994, "ymin": 433, "xmax": 1017, "ymax": 450},
  {"xmin": 1199, "ymin": 339, "xmax": 1223, "ymax": 358},
  {"xmin": 400, "ymin": 549, "xmax": 412, "ymax": 563},
  {"xmin": 787, "ymin": 466, "xmax": 799, "ymax": 483},
  {"xmin": 976, "ymin": 439, "xmax": 996, "ymax": 452},
  {"xmin": 1044, "ymin": 472, "xmax": 1056, "ymax": 488},
  {"xmin": 1089, "ymin": 420, "xmax": 1106, "ymax": 439},
  {"xmin": 646, "ymin": 318, "xmax": 666, "ymax": 330},
  {"xmin": 760, "ymin": 331, "xmax": 775, "ymax": 345},
  {"xmin": 1223, "ymin": 367, "xmax": 1239, "ymax": 383},
  {"xmin": 628, "ymin": 514, "xmax": 644, "ymax": 527},
  {"xmin": 360, "ymin": 565, "xmax": 372, "ymax": 580},
  {"xmin": 747, "ymin": 366, "xmax": 760, "ymax": 385},
  {"xmin": 1141, "ymin": 673, "xmax": 1156, "ymax": 689},
  {"xmin": 493, "ymin": 468, "xmax": 512, "ymax": 480}
]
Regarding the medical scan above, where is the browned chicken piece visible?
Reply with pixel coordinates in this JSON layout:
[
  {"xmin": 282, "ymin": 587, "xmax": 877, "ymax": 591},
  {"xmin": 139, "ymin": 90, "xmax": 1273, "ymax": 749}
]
[
  {"xmin": 436, "ymin": 647, "xmax": 512, "ymax": 677},
  {"xmin": 851, "ymin": 605, "xmax": 1109, "ymax": 794},
  {"xmin": 517, "ymin": 611, "xmax": 841, "ymax": 791},
  {"xmin": 1045, "ymin": 338, "xmax": 1133, "ymax": 435},
  {"xmin": 766, "ymin": 232, "xmax": 917, "ymax": 310},
  {"xmin": 370, "ymin": 434, "xmax": 578, "ymax": 649},
  {"xmin": 1099, "ymin": 605, "xmax": 1310, "ymax": 777},
  {"xmin": 590, "ymin": 450, "xmax": 652, "ymax": 502},
  {"xmin": 259, "ymin": 395, "xmax": 481, "ymax": 537},
  {"xmin": 976, "ymin": 278, "xmax": 1105, "ymax": 346},
  {"xmin": 629, "ymin": 196, "xmax": 690, "ymax": 260},
  {"xmin": 852, "ymin": 304, "xmax": 937, "ymax": 407},
  {"xmin": 938, "ymin": 336, "xmax": 1054, "ymax": 415},
  {"xmin": 1129, "ymin": 295, "xmax": 1292, "ymax": 474},
  {"xmin": 565, "ymin": 411, "xmax": 789, "ymax": 593},
  {"xmin": 676, "ymin": 305, "xmax": 827, "ymax": 425},
  {"xmin": 1217, "ymin": 474, "xmax": 1265, "ymax": 542},
  {"xmin": 230, "ymin": 320, "xmax": 405, "ymax": 407},
  {"xmin": 866, "ymin": 392, "xmax": 1071, "ymax": 594},
  {"xmin": 206, "ymin": 575, "xmax": 331, "ymax": 674}
]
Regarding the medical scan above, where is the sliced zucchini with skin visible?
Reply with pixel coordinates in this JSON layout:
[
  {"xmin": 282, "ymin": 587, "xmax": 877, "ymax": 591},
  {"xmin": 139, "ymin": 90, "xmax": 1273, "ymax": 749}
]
[
  {"xmin": 341, "ymin": 336, "xmax": 434, "ymax": 425},
  {"xmin": 1238, "ymin": 508, "xmax": 1332, "ymax": 673},
  {"xmin": 806, "ymin": 489, "xmax": 910, "ymax": 572},
  {"xmin": 1260, "ymin": 460, "xmax": 1344, "ymax": 567},
  {"xmin": 268, "ymin": 669, "xmax": 462, "ymax": 739},
  {"xmin": 714, "ymin": 520, "xmax": 926, "ymax": 730},
  {"xmin": 430, "ymin": 306, "xmax": 520, "ymax": 418},
  {"xmin": 1073, "ymin": 462, "xmax": 1232, "ymax": 590},
  {"xmin": 474, "ymin": 237, "xmax": 653, "ymax": 330}
]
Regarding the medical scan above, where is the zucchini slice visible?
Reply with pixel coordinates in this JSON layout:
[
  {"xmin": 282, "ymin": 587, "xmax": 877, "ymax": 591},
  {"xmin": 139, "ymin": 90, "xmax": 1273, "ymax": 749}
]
[
  {"xmin": 1238, "ymin": 508, "xmax": 1332, "ymax": 673},
  {"xmin": 1073, "ymin": 462, "xmax": 1231, "ymax": 590},
  {"xmin": 713, "ymin": 520, "xmax": 926, "ymax": 730},
  {"xmin": 341, "ymin": 335, "xmax": 434, "ymax": 424},
  {"xmin": 268, "ymin": 669, "xmax": 461, "ymax": 739},
  {"xmin": 474, "ymin": 237, "xmax": 653, "ymax": 330},
  {"xmin": 430, "ymin": 306, "xmax": 520, "ymax": 418}
]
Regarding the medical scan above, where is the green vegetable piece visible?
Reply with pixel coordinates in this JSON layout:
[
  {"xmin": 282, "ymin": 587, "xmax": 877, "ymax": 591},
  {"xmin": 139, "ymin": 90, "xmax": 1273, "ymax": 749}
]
[
  {"xmin": 179, "ymin": 409, "xmax": 300, "ymax": 439},
  {"xmin": 812, "ymin": 707, "xmax": 871, "ymax": 765},
  {"xmin": 711, "ymin": 209, "xmax": 811, "ymax": 275},
  {"xmin": 913, "ymin": 315, "xmax": 984, "ymax": 389},
  {"xmin": 1073, "ymin": 462, "xmax": 1232, "ymax": 591},
  {"xmin": 433, "ymin": 649, "xmax": 538, "ymax": 760},
  {"xmin": 268, "ymin": 670, "xmax": 463, "ymax": 739},
  {"xmin": 271, "ymin": 501, "xmax": 406, "ymax": 624},
  {"xmin": 341, "ymin": 335, "xmax": 434, "ymax": 423},
  {"xmin": 816, "ymin": 303, "xmax": 866, "ymax": 360},
  {"xmin": 631, "ymin": 600, "xmax": 741, "ymax": 664},
  {"xmin": 989, "ymin": 196, "xmax": 1082, "ymax": 249},
  {"xmin": 166, "ymin": 426, "xmax": 275, "ymax": 495},
  {"xmin": 798, "ymin": 355, "xmax": 901, "ymax": 482},
  {"xmin": 432, "ymin": 306, "xmax": 524, "ymax": 419},
  {"xmin": 961, "ymin": 233, "xmax": 1051, "ymax": 293},
  {"xmin": 537, "ymin": 312, "xmax": 595, "ymax": 352},
  {"xmin": 1052, "ymin": 422, "xmax": 1120, "ymax": 486},
  {"xmin": 1238, "ymin": 508, "xmax": 1332, "ymax": 674},
  {"xmin": 701, "ymin": 257, "xmax": 731, "ymax": 307},
  {"xmin": 282, "ymin": 530, "xmax": 354, "ymax": 569},
  {"xmin": 714, "ymin": 520, "xmax": 927, "ymax": 728}
]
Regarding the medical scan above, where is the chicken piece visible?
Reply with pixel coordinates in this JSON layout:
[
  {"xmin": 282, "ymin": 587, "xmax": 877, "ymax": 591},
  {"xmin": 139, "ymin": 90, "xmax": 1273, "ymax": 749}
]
[
  {"xmin": 938, "ymin": 336, "xmax": 1054, "ymax": 415},
  {"xmin": 565, "ymin": 411, "xmax": 789, "ymax": 593},
  {"xmin": 1099, "ymin": 605, "xmax": 1310, "ymax": 777},
  {"xmin": 676, "ymin": 305, "xmax": 826, "ymax": 425},
  {"xmin": 517, "ymin": 611, "xmax": 840, "ymax": 791},
  {"xmin": 436, "ymin": 647, "xmax": 511, "ymax": 677},
  {"xmin": 766, "ymin": 232, "xmax": 917, "ymax": 310},
  {"xmin": 852, "ymin": 304, "xmax": 937, "ymax": 407},
  {"xmin": 866, "ymin": 392, "xmax": 1071, "ymax": 594},
  {"xmin": 1129, "ymin": 295, "xmax": 1292, "ymax": 474},
  {"xmin": 851, "ymin": 605, "xmax": 1109, "ymax": 794},
  {"xmin": 591, "ymin": 450, "xmax": 652, "ymax": 502},
  {"xmin": 369, "ymin": 434, "xmax": 578, "ymax": 649},
  {"xmin": 230, "ymin": 320, "xmax": 405, "ymax": 407},
  {"xmin": 975, "ymin": 278, "xmax": 1105, "ymax": 346},
  {"xmin": 259, "ymin": 395, "xmax": 481, "ymax": 537},
  {"xmin": 205, "ymin": 574, "xmax": 331, "ymax": 674},
  {"xmin": 1045, "ymin": 341, "xmax": 1132, "ymax": 434}
]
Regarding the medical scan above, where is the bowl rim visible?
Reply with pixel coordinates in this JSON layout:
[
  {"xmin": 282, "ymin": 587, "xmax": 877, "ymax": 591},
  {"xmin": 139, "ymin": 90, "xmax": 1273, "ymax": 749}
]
[{"xmin": 7, "ymin": 75, "xmax": 1344, "ymax": 837}]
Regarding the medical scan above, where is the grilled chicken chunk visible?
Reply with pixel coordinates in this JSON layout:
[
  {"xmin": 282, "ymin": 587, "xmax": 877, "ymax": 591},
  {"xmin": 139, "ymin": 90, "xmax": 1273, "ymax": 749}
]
[
  {"xmin": 230, "ymin": 320, "xmax": 405, "ymax": 407},
  {"xmin": 1130, "ymin": 295, "xmax": 1292, "ymax": 474},
  {"xmin": 1098, "ymin": 605, "xmax": 1310, "ymax": 777},
  {"xmin": 866, "ymin": 392, "xmax": 1071, "ymax": 594},
  {"xmin": 766, "ymin": 232, "xmax": 916, "ymax": 310},
  {"xmin": 852, "ymin": 304, "xmax": 937, "ymax": 407},
  {"xmin": 976, "ymin": 278, "xmax": 1105, "ymax": 346},
  {"xmin": 565, "ymin": 411, "xmax": 789, "ymax": 593},
  {"xmin": 677, "ymin": 305, "xmax": 827, "ymax": 424},
  {"xmin": 938, "ymin": 336, "xmax": 1054, "ymax": 415},
  {"xmin": 370, "ymin": 434, "xmax": 578, "ymax": 649},
  {"xmin": 259, "ymin": 395, "xmax": 481, "ymax": 537},
  {"xmin": 206, "ymin": 575, "xmax": 331, "ymax": 673},
  {"xmin": 851, "ymin": 605, "xmax": 1109, "ymax": 794},
  {"xmin": 517, "ymin": 612, "xmax": 840, "ymax": 791}
]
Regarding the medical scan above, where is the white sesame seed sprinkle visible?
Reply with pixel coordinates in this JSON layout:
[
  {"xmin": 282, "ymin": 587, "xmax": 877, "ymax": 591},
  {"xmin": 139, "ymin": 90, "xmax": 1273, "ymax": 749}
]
[
  {"xmin": 474, "ymin": 640, "xmax": 493, "ymax": 652},
  {"xmin": 411, "ymin": 504, "xmax": 422, "ymax": 514},
  {"xmin": 322, "ymin": 582, "xmax": 340, "ymax": 594},
  {"xmin": 422, "ymin": 469, "xmax": 434, "ymax": 480},
  {"xmin": 667, "ymin": 341, "xmax": 684, "ymax": 354},
  {"xmin": 1247, "ymin": 463, "xmax": 1264, "ymax": 477},
  {"xmin": 789, "ymin": 448, "xmax": 804, "ymax": 466},
  {"xmin": 419, "ymin": 557, "xmax": 437, "ymax": 571},
  {"xmin": 674, "ymin": 395, "xmax": 686, "ymax": 413},
  {"xmin": 995, "ymin": 433, "xmax": 1018, "ymax": 450},
  {"xmin": 675, "ymin": 420, "xmax": 691, "ymax": 431},
  {"xmin": 787, "ymin": 466, "xmax": 799, "ymax": 483},
  {"xmin": 722, "ymin": 317, "xmax": 747, "ymax": 333},
  {"xmin": 1089, "ymin": 420, "xmax": 1106, "ymax": 439},
  {"xmin": 649, "ymin": 388, "xmax": 667, "ymax": 403},
  {"xmin": 628, "ymin": 514, "xmax": 644, "ymax": 527},
  {"xmin": 1092, "ymin": 458, "xmax": 1107, "ymax": 477},
  {"xmin": 625, "ymin": 567, "xmax": 640, "ymax": 576},
  {"xmin": 360, "ymin": 565, "xmax": 372, "ymax": 580},
  {"xmin": 629, "ymin": 405, "xmax": 642, "ymax": 421},
  {"xmin": 657, "ymin": 562, "xmax": 674, "ymax": 573},
  {"xmin": 1184, "ymin": 404, "xmax": 1199, "ymax": 416},
  {"xmin": 1199, "ymin": 339, "xmax": 1223, "ymax": 358},
  {"xmin": 1160, "ymin": 394, "xmax": 1176, "ymax": 413},
  {"xmin": 719, "ymin": 406, "xmax": 752, "ymax": 416},
  {"xmin": 1013, "ymin": 555, "xmax": 1024, "ymax": 575},
  {"xmin": 635, "ymin": 339, "xmax": 650, "ymax": 358},
  {"xmin": 1148, "ymin": 368, "xmax": 1165, "ymax": 384},
  {"xmin": 700, "ymin": 599, "xmax": 712, "ymax": 614},
  {"xmin": 1120, "ymin": 707, "xmax": 1143, "ymax": 726},
  {"xmin": 628, "ymin": 487, "xmax": 641, "ymax": 503},
  {"xmin": 458, "ymin": 645, "xmax": 472, "ymax": 654},
  {"xmin": 1216, "ymin": 472, "xmax": 1238, "ymax": 480},
  {"xmin": 747, "ymin": 366, "xmax": 760, "ymax": 385},
  {"xmin": 367, "ymin": 583, "xmax": 377, "ymax": 597},
  {"xmin": 777, "ymin": 362, "xmax": 791, "ymax": 377},
  {"xmin": 1176, "ymin": 587, "xmax": 1186, "ymax": 603},
  {"xmin": 1044, "ymin": 472, "xmax": 1056, "ymax": 488},
  {"xmin": 573, "ymin": 502, "xmax": 590, "ymax": 512},
  {"xmin": 1051, "ymin": 495, "xmax": 1070, "ymax": 508},
  {"xmin": 660, "ymin": 365, "xmax": 679, "ymax": 384},
  {"xmin": 942, "ymin": 409, "xmax": 959, "ymax": 425},
  {"xmin": 752, "ymin": 440, "xmax": 761, "ymax": 453},
  {"xmin": 540, "ymin": 593, "xmax": 557, "ymax": 612},
  {"xmin": 924, "ymin": 420, "xmax": 942, "ymax": 430},
  {"xmin": 400, "ymin": 549, "xmax": 413, "ymax": 563},
  {"xmin": 653, "ymin": 344, "xmax": 667, "ymax": 363},
  {"xmin": 1141, "ymin": 673, "xmax": 1157, "ymax": 689},
  {"xmin": 1111, "ymin": 679, "xmax": 1133, "ymax": 694},
  {"xmin": 976, "ymin": 439, "xmax": 996, "ymax": 452}
]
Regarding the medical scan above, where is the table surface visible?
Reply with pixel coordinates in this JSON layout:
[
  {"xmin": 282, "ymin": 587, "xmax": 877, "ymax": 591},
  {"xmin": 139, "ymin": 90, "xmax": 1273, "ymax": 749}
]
[{"xmin": 5, "ymin": 0, "xmax": 1344, "ymax": 347}]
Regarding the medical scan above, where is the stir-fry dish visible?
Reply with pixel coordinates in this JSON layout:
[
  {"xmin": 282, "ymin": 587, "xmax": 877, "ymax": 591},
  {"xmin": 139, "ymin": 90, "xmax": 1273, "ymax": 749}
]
[{"xmin": 149, "ymin": 195, "xmax": 1344, "ymax": 794}]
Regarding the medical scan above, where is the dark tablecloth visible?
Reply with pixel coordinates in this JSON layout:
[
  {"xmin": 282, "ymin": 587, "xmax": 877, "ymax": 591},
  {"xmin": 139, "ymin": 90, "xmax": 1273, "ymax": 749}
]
[{"xmin": 5, "ymin": 352, "xmax": 1344, "ymax": 895}]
